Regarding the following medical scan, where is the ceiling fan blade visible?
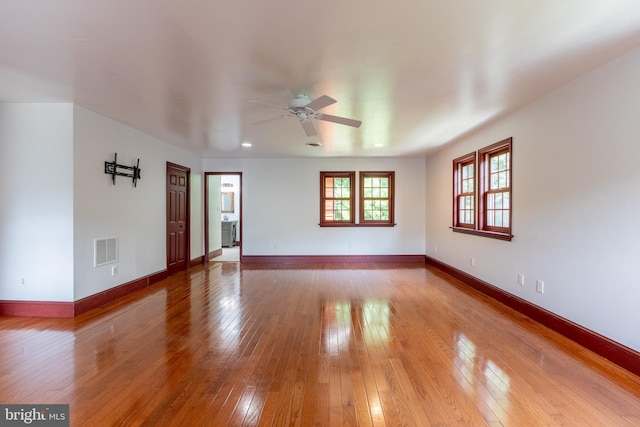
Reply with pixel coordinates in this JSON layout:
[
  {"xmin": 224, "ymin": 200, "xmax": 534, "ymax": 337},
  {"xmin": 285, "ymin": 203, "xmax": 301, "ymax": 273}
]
[
  {"xmin": 300, "ymin": 119, "xmax": 318, "ymax": 137},
  {"xmin": 248, "ymin": 99, "xmax": 288, "ymax": 110},
  {"xmin": 317, "ymin": 113, "xmax": 362, "ymax": 128},
  {"xmin": 305, "ymin": 95, "xmax": 337, "ymax": 112},
  {"xmin": 251, "ymin": 115, "xmax": 291, "ymax": 125}
]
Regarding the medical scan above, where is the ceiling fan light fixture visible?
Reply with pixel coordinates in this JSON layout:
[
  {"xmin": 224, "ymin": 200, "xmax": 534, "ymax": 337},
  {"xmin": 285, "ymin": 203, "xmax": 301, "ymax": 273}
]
[{"xmin": 289, "ymin": 94, "xmax": 312, "ymax": 109}]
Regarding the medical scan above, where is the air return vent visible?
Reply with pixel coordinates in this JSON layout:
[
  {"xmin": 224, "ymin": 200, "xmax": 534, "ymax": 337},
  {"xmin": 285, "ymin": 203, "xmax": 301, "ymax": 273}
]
[{"xmin": 94, "ymin": 237, "xmax": 117, "ymax": 267}]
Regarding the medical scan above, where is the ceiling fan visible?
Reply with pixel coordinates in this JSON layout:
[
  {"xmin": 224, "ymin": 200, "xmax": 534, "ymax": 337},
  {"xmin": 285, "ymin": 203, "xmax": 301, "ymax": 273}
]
[{"xmin": 249, "ymin": 94, "xmax": 362, "ymax": 137}]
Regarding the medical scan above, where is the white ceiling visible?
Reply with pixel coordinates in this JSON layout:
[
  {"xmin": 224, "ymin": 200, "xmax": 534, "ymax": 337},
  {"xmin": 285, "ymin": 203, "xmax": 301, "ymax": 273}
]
[{"xmin": 2, "ymin": 1, "xmax": 640, "ymax": 158}]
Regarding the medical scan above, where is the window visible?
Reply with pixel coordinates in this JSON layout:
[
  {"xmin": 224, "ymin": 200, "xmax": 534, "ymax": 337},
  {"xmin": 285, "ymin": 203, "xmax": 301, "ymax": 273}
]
[
  {"xmin": 453, "ymin": 153, "xmax": 476, "ymax": 229},
  {"xmin": 320, "ymin": 171, "xmax": 395, "ymax": 227},
  {"xmin": 360, "ymin": 171, "xmax": 394, "ymax": 225},
  {"xmin": 320, "ymin": 171, "xmax": 355, "ymax": 226},
  {"xmin": 480, "ymin": 140, "xmax": 511, "ymax": 234},
  {"xmin": 452, "ymin": 138, "xmax": 512, "ymax": 241}
]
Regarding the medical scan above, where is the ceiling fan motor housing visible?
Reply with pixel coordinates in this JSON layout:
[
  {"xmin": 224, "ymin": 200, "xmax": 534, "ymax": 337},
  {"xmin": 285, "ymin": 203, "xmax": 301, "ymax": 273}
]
[{"xmin": 289, "ymin": 94, "xmax": 312, "ymax": 109}]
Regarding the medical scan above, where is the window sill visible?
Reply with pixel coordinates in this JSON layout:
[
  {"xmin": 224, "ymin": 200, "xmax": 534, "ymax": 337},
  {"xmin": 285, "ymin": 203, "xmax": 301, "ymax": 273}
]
[
  {"xmin": 451, "ymin": 226, "xmax": 513, "ymax": 241},
  {"xmin": 319, "ymin": 223, "xmax": 397, "ymax": 228}
]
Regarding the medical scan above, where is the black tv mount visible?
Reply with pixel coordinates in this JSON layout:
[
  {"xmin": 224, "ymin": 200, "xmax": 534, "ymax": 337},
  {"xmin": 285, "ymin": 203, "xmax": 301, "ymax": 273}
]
[{"xmin": 104, "ymin": 153, "xmax": 141, "ymax": 187}]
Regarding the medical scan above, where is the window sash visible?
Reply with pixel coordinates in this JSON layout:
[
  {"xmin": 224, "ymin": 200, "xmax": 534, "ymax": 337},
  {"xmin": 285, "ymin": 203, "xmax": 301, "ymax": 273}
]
[
  {"xmin": 320, "ymin": 172, "xmax": 355, "ymax": 225},
  {"xmin": 453, "ymin": 153, "xmax": 476, "ymax": 229},
  {"xmin": 457, "ymin": 194, "xmax": 475, "ymax": 226},
  {"xmin": 479, "ymin": 139, "xmax": 512, "ymax": 236},
  {"xmin": 485, "ymin": 189, "xmax": 510, "ymax": 231},
  {"xmin": 360, "ymin": 171, "xmax": 394, "ymax": 225}
]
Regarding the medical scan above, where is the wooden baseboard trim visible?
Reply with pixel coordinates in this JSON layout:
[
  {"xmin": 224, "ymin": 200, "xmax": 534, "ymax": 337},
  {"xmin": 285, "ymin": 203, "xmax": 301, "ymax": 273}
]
[
  {"xmin": 425, "ymin": 255, "xmax": 640, "ymax": 378},
  {"xmin": 1, "ymin": 269, "xmax": 170, "ymax": 318},
  {"xmin": 189, "ymin": 255, "xmax": 205, "ymax": 268},
  {"xmin": 209, "ymin": 249, "xmax": 223, "ymax": 259},
  {"xmin": 74, "ymin": 269, "xmax": 168, "ymax": 316},
  {"xmin": 241, "ymin": 254, "xmax": 425, "ymax": 264},
  {"xmin": 148, "ymin": 270, "xmax": 169, "ymax": 285},
  {"xmin": 0, "ymin": 301, "xmax": 74, "ymax": 318}
]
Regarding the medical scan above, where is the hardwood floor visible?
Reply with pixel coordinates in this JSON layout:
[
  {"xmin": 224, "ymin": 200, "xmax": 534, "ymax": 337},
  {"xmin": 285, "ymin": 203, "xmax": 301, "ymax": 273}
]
[{"xmin": 1, "ymin": 262, "xmax": 640, "ymax": 426}]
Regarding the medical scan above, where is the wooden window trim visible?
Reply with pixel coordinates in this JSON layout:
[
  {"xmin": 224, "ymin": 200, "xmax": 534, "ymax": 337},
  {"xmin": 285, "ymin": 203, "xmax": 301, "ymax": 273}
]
[
  {"xmin": 319, "ymin": 171, "xmax": 397, "ymax": 228},
  {"xmin": 479, "ymin": 138, "xmax": 512, "ymax": 238},
  {"xmin": 359, "ymin": 171, "xmax": 395, "ymax": 226},
  {"xmin": 450, "ymin": 227, "xmax": 513, "ymax": 241},
  {"xmin": 452, "ymin": 152, "xmax": 476, "ymax": 230},
  {"xmin": 320, "ymin": 171, "xmax": 356, "ymax": 226},
  {"xmin": 451, "ymin": 138, "xmax": 513, "ymax": 242}
]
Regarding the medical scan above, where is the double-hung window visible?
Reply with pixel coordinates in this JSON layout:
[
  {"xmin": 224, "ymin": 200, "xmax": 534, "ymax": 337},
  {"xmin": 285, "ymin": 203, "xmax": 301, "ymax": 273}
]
[
  {"xmin": 480, "ymin": 140, "xmax": 511, "ymax": 234},
  {"xmin": 452, "ymin": 138, "xmax": 512, "ymax": 241},
  {"xmin": 320, "ymin": 171, "xmax": 355, "ymax": 226},
  {"xmin": 453, "ymin": 153, "xmax": 476, "ymax": 229},
  {"xmin": 320, "ymin": 171, "xmax": 395, "ymax": 227},
  {"xmin": 360, "ymin": 172, "xmax": 394, "ymax": 225}
]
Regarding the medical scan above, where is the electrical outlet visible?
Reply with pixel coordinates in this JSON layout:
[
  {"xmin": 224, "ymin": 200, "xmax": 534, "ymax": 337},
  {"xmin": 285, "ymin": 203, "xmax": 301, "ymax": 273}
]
[
  {"xmin": 536, "ymin": 280, "xmax": 544, "ymax": 294},
  {"xmin": 470, "ymin": 257, "xmax": 475, "ymax": 266},
  {"xmin": 518, "ymin": 274, "xmax": 525, "ymax": 286},
  {"xmin": 111, "ymin": 265, "xmax": 118, "ymax": 276},
  {"xmin": 20, "ymin": 277, "xmax": 25, "ymax": 286},
  {"xmin": 434, "ymin": 245, "xmax": 438, "ymax": 253}
]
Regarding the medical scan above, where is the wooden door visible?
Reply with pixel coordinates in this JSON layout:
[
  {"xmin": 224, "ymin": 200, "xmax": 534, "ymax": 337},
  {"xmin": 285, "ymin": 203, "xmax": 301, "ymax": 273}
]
[{"xmin": 167, "ymin": 163, "xmax": 190, "ymax": 274}]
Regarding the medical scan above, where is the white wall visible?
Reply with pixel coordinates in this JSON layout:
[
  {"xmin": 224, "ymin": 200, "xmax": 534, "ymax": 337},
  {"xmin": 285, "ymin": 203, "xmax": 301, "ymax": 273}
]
[
  {"xmin": 0, "ymin": 104, "xmax": 203, "ymax": 303},
  {"xmin": 190, "ymin": 172, "xmax": 203, "ymax": 261},
  {"xmin": 425, "ymin": 46, "xmax": 640, "ymax": 352},
  {"xmin": 0, "ymin": 103, "xmax": 74, "ymax": 301},
  {"xmin": 203, "ymin": 158, "xmax": 425, "ymax": 256},
  {"xmin": 73, "ymin": 106, "xmax": 203, "ymax": 300}
]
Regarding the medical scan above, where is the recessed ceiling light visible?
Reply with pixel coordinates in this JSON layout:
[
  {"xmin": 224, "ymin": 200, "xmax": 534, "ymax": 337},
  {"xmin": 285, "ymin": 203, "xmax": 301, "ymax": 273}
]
[
  {"xmin": 306, "ymin": 142, "xmax": 322, "ymax": 147},
  {"xmin": 241, "ymin": 142, "xmax": 252, "ymax": 147},
  {"xmin": 374, "ymin": 143, "xmax": 384, "ymax": 147}
]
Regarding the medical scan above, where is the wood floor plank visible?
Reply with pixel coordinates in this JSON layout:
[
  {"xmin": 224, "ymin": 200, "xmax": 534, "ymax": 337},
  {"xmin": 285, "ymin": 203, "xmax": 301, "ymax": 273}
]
[{"xmin": 1, "ymin": 262, "xmax": 640, "ymax": 425}]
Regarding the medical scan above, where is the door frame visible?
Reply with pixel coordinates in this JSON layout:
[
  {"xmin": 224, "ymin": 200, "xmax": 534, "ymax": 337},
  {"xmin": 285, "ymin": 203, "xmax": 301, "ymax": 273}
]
[
  {"xmin": 204, "ymin": 172, "xmax": 242, "ymax": 263},
  {"xmin": 166, "ymin": 162, "xmax": 191, "ymax": 274}
]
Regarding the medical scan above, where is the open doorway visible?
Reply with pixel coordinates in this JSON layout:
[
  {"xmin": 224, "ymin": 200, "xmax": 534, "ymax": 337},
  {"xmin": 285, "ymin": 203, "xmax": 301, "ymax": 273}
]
[{"xmin": 204, "ymin": 172, "xmax": 242, "ymax": 263}]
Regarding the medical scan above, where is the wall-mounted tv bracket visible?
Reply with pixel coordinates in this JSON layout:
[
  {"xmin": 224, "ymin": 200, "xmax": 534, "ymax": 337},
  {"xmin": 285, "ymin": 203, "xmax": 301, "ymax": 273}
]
[{"xmin": 104, "ymin": 153, "xmax": 141, "ymax": 187}]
